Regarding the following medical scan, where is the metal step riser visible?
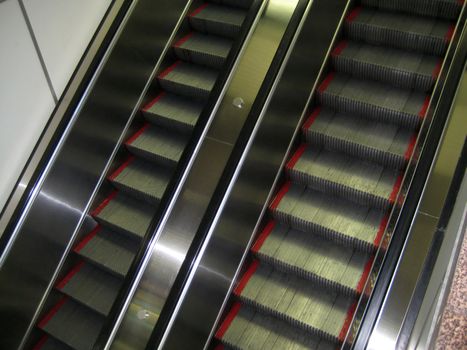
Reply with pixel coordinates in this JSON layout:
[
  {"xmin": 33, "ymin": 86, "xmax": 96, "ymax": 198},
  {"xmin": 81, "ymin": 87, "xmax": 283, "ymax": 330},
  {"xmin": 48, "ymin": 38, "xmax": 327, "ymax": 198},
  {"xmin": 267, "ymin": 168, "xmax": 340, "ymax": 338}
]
[
  {"xmin": 158, "ymin": 79, "xmax": 211, "ymax": 100},
  {"xmin": 126, "ymin": 144, "xmax": 179, "ymax": 166},
  {"xmin": 110, "ymin": 181, "xmax": 160, "ymax": 206},
  {"xmin": 189, "ymin": 18, "xmax": 241, "ymax": 39},
  {"xmin": 143, "ymin": 112, "xmax": 195, "ymax": 133},
  {"xmin": 174, "ymin": 47, "xmax": 226, "ymax": 69}
]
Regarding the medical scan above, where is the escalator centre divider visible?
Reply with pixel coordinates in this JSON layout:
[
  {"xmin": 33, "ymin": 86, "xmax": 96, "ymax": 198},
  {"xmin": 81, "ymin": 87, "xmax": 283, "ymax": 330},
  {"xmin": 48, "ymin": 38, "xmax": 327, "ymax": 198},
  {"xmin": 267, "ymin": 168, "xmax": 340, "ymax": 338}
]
[
  {"xmin": 30, "ymin": 1, "xmax": 259, "ymax": 349},
  {"xmin": 213, "ymin": 0, "xmax": 464, "ymax": 349}
]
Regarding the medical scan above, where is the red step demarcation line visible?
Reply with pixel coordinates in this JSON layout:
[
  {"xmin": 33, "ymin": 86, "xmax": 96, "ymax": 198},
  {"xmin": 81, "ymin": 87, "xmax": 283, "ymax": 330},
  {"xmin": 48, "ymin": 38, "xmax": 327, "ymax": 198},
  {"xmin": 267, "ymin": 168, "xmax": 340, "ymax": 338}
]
[
  {"xmin": 142, "ymin": 92, "xmax": 166, "ymax": 112},
  {"xmin": 37, "ymin": 297, "xmax": 68, "ymax": 328},
  {"xmin": 158, "ymin": 60, "xmax": 182, "ymax": 79},
  {"xmin": 332, "ymin": 40, "xmax": 348, "ymax": 57},
  {"xmin": 74, "ymin": 225, "xmax": 101, "ymax": 253},
  {"xmin": 188, "ymin": 3, "xmax": 209, "ymax": 17},
  {"xmin": 32, "ymin": 335, "xmax": 49, "ymax": 350},
  {"xmin": 251, "ymin": 221, "xmax": 276, "ymax": 253},
  {"xmin": 346, "ymin": 6, "xmax": 362, "ymax": 23},
  {"xmin": 388, "ymin": 173, "xmax": 403, "ymax": 205},
  {"xmin": 214, "ymin": 344, "xmax": 225, "ymax": 350},
  {"xmin": 373, "ymin": 214, "xmax": 389, "ymax": 248},
  {"xmin": 338, "ymin": 301, "xmax": 357, "ymax": 343},
  {"xmin": 302, "ymin": 107, "xmax": 322, "ymax": 132},
  {"xmin": 174, "ymin": 32, "xmax": 194, "ymax": 48},
  {"xmin": 90, "ymin": 190, "xmax": 118, "ymax": 217},
  {"xmin": 286, "ymin": 144, "xmax": 307, "ymax": 171},
  {"xmin": 125, "ymin": 122, "xmax": 150, "ymax": 146},
  {"xmin": 215, "ymin": 301, "xmax": 242, "ymax": 339},
  {"xmin": 445, "ymin": 24, "xmax": 455, "ymax": 43},
  {"xmin": 318, "ymin": 72, "xmax": 336, "ymax": 93},
  {"xmin": 108, "ymin": 156, "xmax": 135, "ymax": 181},
  {"xmin": 56, "ymin": 261, "xmax": 85, "ymax": 290},
  {"xmin": 234, "ymin": 260, "xmax": 260, "ymax": 296},
  {"xmin": 269, "ymin": 181, "xmax": 292, "ymax": 210},
  {"xmin": 432, "ymin": 59, "xmax": 443, "ymax": 80},
  {"xmin": 418, "ymin": 95, "xmax": 431, "ymax": 119},
  {"xmin": 356, "ymin": 255, "xmax": 375, "ymax": 294},
  {"xmin": 404, "ymin": 133, "xmax": 417, "ymax": 161}
]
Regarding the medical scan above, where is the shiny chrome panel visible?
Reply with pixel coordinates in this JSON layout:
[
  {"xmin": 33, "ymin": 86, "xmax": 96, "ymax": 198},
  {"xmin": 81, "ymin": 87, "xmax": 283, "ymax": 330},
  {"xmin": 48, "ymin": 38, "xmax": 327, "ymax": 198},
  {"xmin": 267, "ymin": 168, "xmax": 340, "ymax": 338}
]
[
  {"xmin": 0, "ymin": 1, "xmax": 190, "ymax": 348},
  {"xmin": 152, "ymin": 1, "xmax": 352, "ymax": 348},
  {"xmin": 366, "ymin": 30, "xmax": 467, "ymax": 350},
  {"xmin": 109, "ymin": 1, "xmax": 301, "ymax": 348}
]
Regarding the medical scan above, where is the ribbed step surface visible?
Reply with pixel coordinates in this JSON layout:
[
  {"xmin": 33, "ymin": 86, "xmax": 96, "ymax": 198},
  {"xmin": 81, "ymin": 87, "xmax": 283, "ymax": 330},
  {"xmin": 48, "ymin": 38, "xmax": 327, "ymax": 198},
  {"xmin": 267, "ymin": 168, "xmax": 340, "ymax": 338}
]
[
  {"xmin": 189, "ymin": 3, "xmax": 247, "ymax": 38},
  {"xmin": 39, "ymin": 299, "xmax": 103, "ymax": 350},
  {"xmin": 286, "ymin": 146, "xmax": 402, "ymax": 209},
  {"xmin": 345, "ymin": 7, "xmax": 454, "ymax": 55},
  {"xmin": 56, "ymin": 262, "xmax": 121, "ymax": 316},
  {"xmin": 234, "ymin": 263, "xmax": 355, "ymax": 342},
  {"xmin": 142, "ymin": 92, "xmax": 203, "ymax": 131},
  {"xmin": 303, "ymin": 108, "xmax": 416, "ymax": 169},
  {"xmin": 252, "ymin": 222, "xmax": 372, "ymax": 296},
  {"xmin": 332, "ymin": 40, "xmax": 441, "ymax": 91},
  {"xmin": 217, "ymin": 303, "xmax": 334, "ymax": 350},
  {"xmin": 34, "ymin": 336, "xmax": 70, "ymax": 350},
  {"xmin": 174, "ymin": 32, "xmax": 232, "ymax": 69}
]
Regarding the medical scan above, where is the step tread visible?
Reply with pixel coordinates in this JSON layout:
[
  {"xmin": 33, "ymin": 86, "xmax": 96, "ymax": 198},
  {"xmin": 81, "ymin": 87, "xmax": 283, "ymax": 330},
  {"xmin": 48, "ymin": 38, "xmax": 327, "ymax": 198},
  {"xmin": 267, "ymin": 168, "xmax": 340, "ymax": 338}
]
[
  {"xmin": 39, "ymin": 298, "xmax": 103, "ymax": 350},
  {"xmin": 74, "ymin": 226, "xmax": 138, "ymax": 277},
  {"xmin": 109, "ymin": 157, "xmax": 171, "ymax": 205},
  {"xmin": 218, "ymin": 303, "xmax": 334, "ymax": 350},
  {"xmin": 93, "ymin": 192, "xmax": 156, "ymax": 239},
  {"xmin": 56, "ymin": 262, "xmax": 121, "ymax": 316},
  {"xmin": 235, "ymin": 264, "xmax": 355, "ymax": 342},
  {"xmin": 287, "ymin": 146, "xmax": 401, "ymax": 208},
  {"xmin": 253, "ymin": 223, "xmax": 372, "ymax": 295},
  {"xmin": 34, "ymin": 336, "xmax": 70, "ymax": 350},
  {"xmin": 271, "ymin": 183, "xmax": 387, "ymax": 252}
]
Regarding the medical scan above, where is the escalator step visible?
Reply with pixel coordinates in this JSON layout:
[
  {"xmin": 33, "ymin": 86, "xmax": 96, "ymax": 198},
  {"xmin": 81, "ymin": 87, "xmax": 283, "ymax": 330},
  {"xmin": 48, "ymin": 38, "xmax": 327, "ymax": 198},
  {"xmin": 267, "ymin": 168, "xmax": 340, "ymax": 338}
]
[
  {"xmin": 318, "ymin": 73, "xmax": 428, "ymax": 128},
  {"xmin": 33, "ymin": 335, "xmax": 70, "ymax": 350},
  {"xmin": 345, "ymin": 7, "xmax": 454, "ymax": 55},
  {"xmin": 109, "ymin": 157, "xmax": 171, "ymax": 205},
  {"xmin": 126, "ymin": 123, "xmax": 188, "ymax": 165},
  {"xmin": 93, "ymin": 192, "xmax": 156, "ymax": 239},
  {"xmin": 74, "ymin": 226, "xmax": 138, "ymax": 277},
  {"xmin": 158, "ymin": 61, "xmax": 218, "ymax": 99},
  {"xmin": 270, "ymin": 183, "xmax": 387, "ymax": 252},
  {"xmin": 252, "ymin": 222, "xmax": 373, "ymax": 296},
  {"xmin": 360, "ymin": 0, "xmax": 463, "ymax": 20},
  {"xmin": 142, "ymin": 92, "xmax": 203, "ymax": 132},
  {"xmin": 217, "ymin": 303, "xmax": 334, "ymax": 350},
  {"xmin": 234, "ymin": 263, "xmax": 355, "ymax": 342},
  {"xmin": 38, "ymin": 298, "xmax": 103, "ymax": 350},
  {"xmin": 332, "ymin": 40, "xmax": 441, "ymax": 91},
  {"xmin": 303, "ymin": 108, "xmax": 416, "ymax": 169},
  {"xmin": 174, "ymin": 32, "xmax": 232, "ymax": 69},
  {"xmin": 210, "ymin": 0, "xmax": 254, "ymax": 10},
  {"xmin": 189, "ymin": 3, "xmax": 247, "ymax": 39},
  {"xmin": 56, "ymin": 262, "xmax": 121, "ymax": 316},
  {"xmin": 286, "ymin": 146, "xmax": 402, "ymax": 209}
]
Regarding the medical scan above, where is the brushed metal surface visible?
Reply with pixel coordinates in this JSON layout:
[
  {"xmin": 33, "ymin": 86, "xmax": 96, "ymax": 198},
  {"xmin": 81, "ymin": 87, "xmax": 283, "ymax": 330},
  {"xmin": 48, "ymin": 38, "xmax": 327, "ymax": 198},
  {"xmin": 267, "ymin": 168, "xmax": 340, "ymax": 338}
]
[{"xmin": 109, "ymin": 1, "xmax": 301, "ymax": 348}]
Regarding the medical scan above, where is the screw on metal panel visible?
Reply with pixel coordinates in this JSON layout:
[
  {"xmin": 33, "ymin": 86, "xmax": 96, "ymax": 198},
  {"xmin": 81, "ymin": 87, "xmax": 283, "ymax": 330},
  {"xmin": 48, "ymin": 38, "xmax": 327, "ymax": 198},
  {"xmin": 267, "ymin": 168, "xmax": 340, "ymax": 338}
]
[
  {"xmin": 137, "ymin": 309, "xmax": 151, "ymax": 320},
  {"xmin": 233, "ymin": 97, "xmax": 245, "ymax": 109}
]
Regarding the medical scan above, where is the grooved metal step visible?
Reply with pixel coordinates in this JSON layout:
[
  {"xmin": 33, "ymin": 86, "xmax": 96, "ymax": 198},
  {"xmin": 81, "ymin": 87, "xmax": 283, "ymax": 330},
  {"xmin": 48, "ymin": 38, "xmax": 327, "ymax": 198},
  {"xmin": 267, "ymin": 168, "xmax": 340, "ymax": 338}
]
[
  {"xmin": 332, "ymin": 40, "xmax": 441, "ymax": 91},
  {"xmin": 189, "ymin": 3, "xmax": 247, "ymax": 39},
  {"xmin": 74, "ymin": 226, "xmax": 138, "ymax": 277},
  {"xmin": 158, "ymin": 61, "xmax": 218, "ymax": 99},
  {"xmin": 234, "ymin": 263, "xmax": 355, "ymax": 342},
  {"xmin": 126, "ymin": 123, "xmax": 188, "ymax": 165},
  {"xmin": 210, "ymin": 0, "xmax": 254, "ymax": 10},
  {"xmin": 39, "ymin": 298, "xmax": 103, "ymax": 350},
  {"xmin": 142, "ymin": 92, "xmax": 203, "ymax": 132},
  {"xmin": 34, "ymin": 335, "xmax": 70, "ymax": 350},
  {"xmin": 252, "ymin": 222, "xmax": 372, "ymax": 296},
  {"xmin": 56, "ymin": 262, "xmax": 121, "ymax": 316},
  {"xmin": 345, "ymin": 7, "xmax": 454, "ymax": 55},
  {"xmin": 174, "ymin": 32, "xmax": 232, "ymax": 69},
  {"xmin": 360, "ymin": 0, "xmax": 463, "ymax": 20},
  {"xmin": 318, "ymin": 73, "xmax": 428, "ymax": 128},
  {"xmin": 286, "ymin": 146, "xmax": 402, "ymax": 209},
  {"xmin": 217, "ymin": 303, "xmax": 334, "ymax": 350},
  {"xmin": 302, "ymin": 108, "xmax": 415, "ymax": 169},
  {"xmin": 93, "ymin": 192, "xmax": 156, "ymax": 239},
  {"xmin": 109, "ymin": 157, "xmax": 171, "ymax": 205},
  {"xmin": 270, "ymin": 183, "xmax": 387, "ymax": 252}
]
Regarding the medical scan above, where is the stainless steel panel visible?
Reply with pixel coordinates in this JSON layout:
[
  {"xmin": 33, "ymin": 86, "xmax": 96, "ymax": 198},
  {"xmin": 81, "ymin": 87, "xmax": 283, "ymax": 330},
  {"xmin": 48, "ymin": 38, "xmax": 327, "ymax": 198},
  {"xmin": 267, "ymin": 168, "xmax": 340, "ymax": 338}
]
[
  {"xmin": 154, "ymin": 1, "xmax": 352, "ymax": 348},
  {"xmin": 109, "ymin": 1, "xmax": 301, "ymax": 348},
  {"xmin": 0, "ymin": 1, "xmax": 190, "ymax": 348}
]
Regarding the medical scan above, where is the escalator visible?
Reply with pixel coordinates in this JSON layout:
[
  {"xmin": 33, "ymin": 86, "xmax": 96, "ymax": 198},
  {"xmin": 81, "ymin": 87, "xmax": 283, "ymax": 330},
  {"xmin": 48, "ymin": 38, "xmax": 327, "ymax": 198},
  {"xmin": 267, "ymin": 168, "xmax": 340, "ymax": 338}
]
[
  {"xmin": 30, "ymin": 1, "xmax": 256, "ymax": 349},
  {"xmin": 214, "ymin": 1, "xmax": 463, "ymax": 349}
]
